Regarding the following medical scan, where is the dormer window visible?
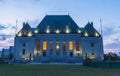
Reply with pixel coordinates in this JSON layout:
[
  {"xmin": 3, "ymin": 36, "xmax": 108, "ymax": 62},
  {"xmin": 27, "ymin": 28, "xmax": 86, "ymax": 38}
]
[
  {"xmin": 23, "ymin": 31, "xmax": 27, "ymax": 35},
  {"xmin": 46, "ymin": 26, "xmax": 50, "ymax": 33},
  {"xmin": 65, "ymin": 25, "xmax": 70, "ymax": 33}
]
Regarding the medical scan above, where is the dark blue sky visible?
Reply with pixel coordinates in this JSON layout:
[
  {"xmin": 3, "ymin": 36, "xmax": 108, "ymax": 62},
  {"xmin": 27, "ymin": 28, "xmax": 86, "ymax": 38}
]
[{"xmin": 0, "ymin": 0, "xmax": 120, "ymax": 53}]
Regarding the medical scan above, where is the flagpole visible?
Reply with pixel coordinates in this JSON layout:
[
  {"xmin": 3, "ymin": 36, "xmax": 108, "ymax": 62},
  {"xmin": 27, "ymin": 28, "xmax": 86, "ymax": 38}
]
[
  {"xmin": 15, "ymin": 19, "xmax": 18, "ymax": 36},
  {"xmin": 100, "ymin": 18, "xmax": 103, "ymax": 37}
]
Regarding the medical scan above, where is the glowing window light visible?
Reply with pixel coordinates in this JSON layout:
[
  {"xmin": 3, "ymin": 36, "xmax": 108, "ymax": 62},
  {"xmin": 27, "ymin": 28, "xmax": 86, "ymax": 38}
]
[
  {"xmin": 76, "ymin": 51, "xmax": 80, "ymax": 53},
  {"xmin": 84, "ymin": 32, "xmax": 89, "ymax": 37},
  {"xmin": 69, "ymin": 41, "xmax": 73, "ymax": 51},
  {"xmin": 77, "ymin": 29, "xmax": 81, "ymax": 33},
  {"xmin": 55, "ymin": 29, "xmax": 60, "ymax": 34},
  {"xmin": 43, "ymin": 41, "xmax": 47, "ymax": 51},
  {"xmin": 56, "ymin": 45, "xmax": 59, "ymax": 51},
  {"xmin": 27, "ymin": 32, "xmax": 32, "ymax": 37},
  {"xmin": 56, "ymin": 41, "xmax": 60, "ymax": 51},
  {"xmin": 35, "ymin": 29, "xmax": 39, "ymax": 33},
  {"xmin": 95, "ymin": 32, "xmax": 99, "ymax": 37},
  {"xmin": 90, "ymin": 55, "xmax": 95, "ymax": 59},
  {"xmin": 17, "ymin": 32, "xmax": 22, "ymax": 37}
]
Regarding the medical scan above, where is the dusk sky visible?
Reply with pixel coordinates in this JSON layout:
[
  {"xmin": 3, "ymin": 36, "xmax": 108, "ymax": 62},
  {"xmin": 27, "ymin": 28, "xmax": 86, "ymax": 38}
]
[{"xmin": 0, "ymin": 0, "xmax": 120, "ymax": 53}]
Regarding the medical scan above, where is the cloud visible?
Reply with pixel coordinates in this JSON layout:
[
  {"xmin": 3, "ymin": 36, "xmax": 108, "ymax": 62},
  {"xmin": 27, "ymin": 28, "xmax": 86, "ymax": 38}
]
[
  {"xmin": 0, "ymin": 24, "xmax": 15, "ymax": 50},
  {"xmin": 103, "ymin": 24, "xmax": 120, "ymax": 36},
  {"xmin": 0, "ymin": 24, "xmax": 7, "ymax": 30},
  {"xmin": 104, "ymin": 48, "xmax": 120, "ymax": 53},
  {"xmin": 0, "ymin": 24, "xmax": 16, "ymax": 35}
]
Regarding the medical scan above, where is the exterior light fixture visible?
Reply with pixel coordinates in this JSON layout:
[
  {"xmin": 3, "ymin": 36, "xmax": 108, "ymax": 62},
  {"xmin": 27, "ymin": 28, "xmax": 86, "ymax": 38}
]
[
  {"xmin": 77, "ymin": 29, "xmax": 81, "ymax": 33},
  {"xmin": 55, "ymin": 29, "xmax": 60, "ymax": 34},
  {"xmin": 84, "ymin": 31, "xmax": 89, "ymax": 37},
  {"xmin": 17, "ymin": 32, "xmax": 22, "ymax": 37},
  {"xmin": 46, "ymin": 26, "xmax": 50, "ymax": 33},
  {"xmin": 65, "ymin": 25, "xmax": 70, "ymax": 33},
  {"xmin": 46, "ymin": 29, "xmax": 50, "ymax": 33},
  {"xmin": 27, "ymin": 32, "xmax": 32, "ymax": 37},
  {"xmin": 35, "ymin": 29, "xmax": 39, "ymax": 33},
  {"xmin": 95, "ymin": 32, "xmax": 99, "ymax": 37}
]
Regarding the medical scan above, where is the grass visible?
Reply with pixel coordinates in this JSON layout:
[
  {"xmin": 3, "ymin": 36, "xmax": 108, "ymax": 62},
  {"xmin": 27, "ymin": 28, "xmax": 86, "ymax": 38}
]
[{"xmin": 0, "ymin": 64, "xmax": 120, "ymax": 76}]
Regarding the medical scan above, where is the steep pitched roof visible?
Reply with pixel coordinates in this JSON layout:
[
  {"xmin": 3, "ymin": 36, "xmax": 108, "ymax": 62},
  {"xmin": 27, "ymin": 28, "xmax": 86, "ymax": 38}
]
[
  {"xmin": 16, "ymin": 22, "xmax": 34, "ymax": 37},
  {"xmin": 81, "ymin": 22, "xmax": 101, "ymax": 37},
  {"xmin": 37, "ymin": 15, "xmax": 81, "ymax": 34}
]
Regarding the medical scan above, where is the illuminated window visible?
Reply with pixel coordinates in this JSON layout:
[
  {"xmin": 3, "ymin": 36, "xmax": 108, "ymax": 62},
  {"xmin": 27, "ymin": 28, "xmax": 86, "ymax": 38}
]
[
  {"xmin": 56, "ymin": 41, "xmax": 60, "ymax": 55},
  {"xmin": 56, "ymin": 41, "xmax": 60, "ymax": 51},
  {"xmin": 69, "ymin": 41, "xmax": 73, "ymax": 51},
  {"xmin": 42, "ymin": 41, "xmax": 47, "ymax": 51}
]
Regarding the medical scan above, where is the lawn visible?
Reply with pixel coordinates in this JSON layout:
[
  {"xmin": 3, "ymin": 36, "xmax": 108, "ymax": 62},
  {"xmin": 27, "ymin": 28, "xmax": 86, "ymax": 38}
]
[{"xmin": 0, "ymin": 64, "xmax": 120, "ymax": 76}]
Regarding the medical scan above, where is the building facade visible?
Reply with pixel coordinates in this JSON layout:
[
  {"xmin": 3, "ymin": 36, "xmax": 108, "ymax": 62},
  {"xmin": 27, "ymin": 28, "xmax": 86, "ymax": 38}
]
[{"xmin": 14, "ymin": 15, "xmax": 104, "ymax": 63}]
